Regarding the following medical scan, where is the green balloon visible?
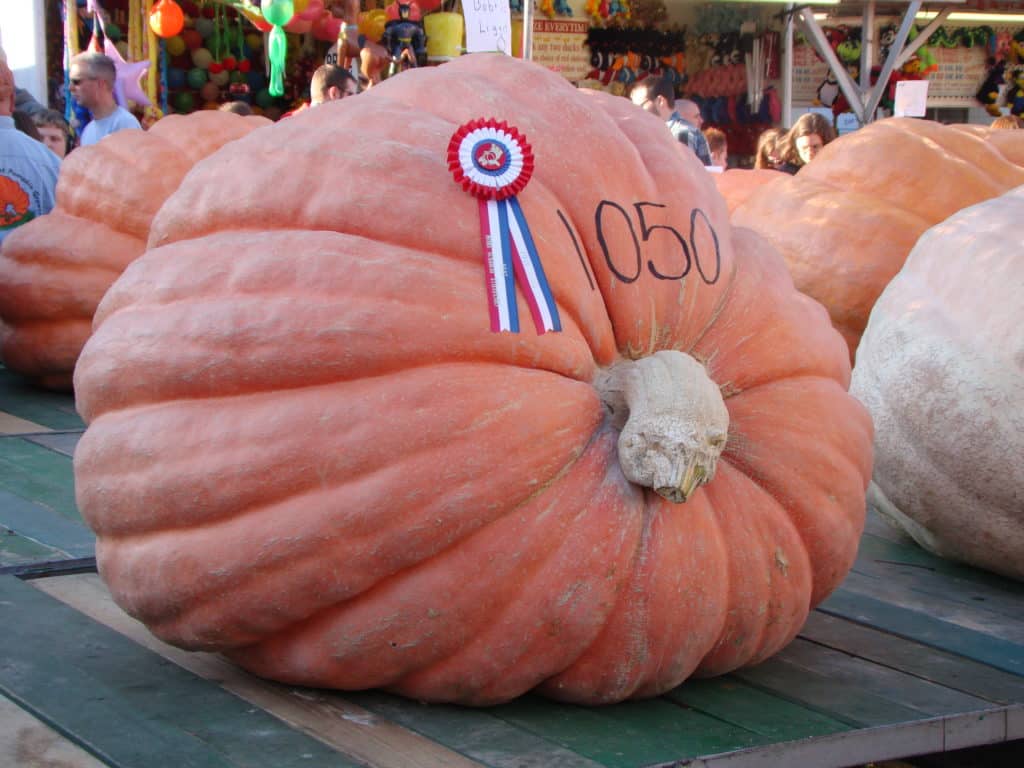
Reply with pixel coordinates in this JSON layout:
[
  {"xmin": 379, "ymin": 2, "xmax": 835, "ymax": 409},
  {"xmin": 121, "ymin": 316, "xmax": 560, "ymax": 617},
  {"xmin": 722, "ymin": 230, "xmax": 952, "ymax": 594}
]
[
  {"xmin": 173, "ymin": 91, "xmax": 195, "ymax": 114},
  {"xmin": 105, "ymin": 23, "xmax": 122, "ymax": 42},
  {"xmin": 230, "ymin": 71, "xmax": 246, "ymax": 85},
  {"xmin": 186, "ymin": 67, "xmax": 208, "ymax": 90},
  {"xmin": 254, "ymin": 88, "xmax": 275, "ymax": 109},
  {"xmin": 262, "ymin": 1, "xmax": 295, "ymax": 28}
]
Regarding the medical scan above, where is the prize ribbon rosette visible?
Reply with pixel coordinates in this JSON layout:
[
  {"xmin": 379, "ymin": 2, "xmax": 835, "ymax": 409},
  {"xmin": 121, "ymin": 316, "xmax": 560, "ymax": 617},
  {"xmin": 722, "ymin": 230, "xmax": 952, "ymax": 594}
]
[{"xmin": 447, "ymin": 118, "xmax": 562, "ymax": 334}]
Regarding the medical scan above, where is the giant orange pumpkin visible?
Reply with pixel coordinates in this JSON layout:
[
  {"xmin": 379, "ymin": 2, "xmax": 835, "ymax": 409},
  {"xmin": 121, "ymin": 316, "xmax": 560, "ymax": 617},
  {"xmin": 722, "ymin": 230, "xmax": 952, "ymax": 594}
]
[
  {"xmin": 73, "ymin": 55, "xmax": 872, "ymax": 706},
  {"xmin": 0, "ymin": 111, "xmax": 269, "ymax": 389},
  {"xmin": 732, "ymin": 119, "xmax": 1024, "ymax": 361}
]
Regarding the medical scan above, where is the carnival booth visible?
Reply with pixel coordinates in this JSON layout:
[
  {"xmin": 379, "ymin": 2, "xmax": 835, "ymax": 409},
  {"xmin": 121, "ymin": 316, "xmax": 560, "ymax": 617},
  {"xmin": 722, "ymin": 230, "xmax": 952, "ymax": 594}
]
[{"xmin": 38, "ymin": 1, "xmax": 1024, "ymax": 161}]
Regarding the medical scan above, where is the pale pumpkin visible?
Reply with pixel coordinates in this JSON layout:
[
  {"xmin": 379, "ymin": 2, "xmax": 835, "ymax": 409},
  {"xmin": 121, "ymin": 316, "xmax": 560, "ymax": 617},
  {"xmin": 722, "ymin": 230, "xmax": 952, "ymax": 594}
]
[
  {"xmin": 851, "ymin": 185, "xmax": 1024, "ymax": 580},
  {"xmin": 0, "ymin": 111, "xmax": 269, "ymax": 389},
  {"xmin": 732, "ymin": 118, "xmax": 1024, "ymax": 361},
  {"xmin": 73, "ymin": 55, "xmax": 873, "ymax": 706}
]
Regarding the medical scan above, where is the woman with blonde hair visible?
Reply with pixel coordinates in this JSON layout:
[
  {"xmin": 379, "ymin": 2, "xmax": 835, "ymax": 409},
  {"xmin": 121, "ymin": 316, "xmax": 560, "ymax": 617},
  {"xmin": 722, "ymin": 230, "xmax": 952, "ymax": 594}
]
[{"xmin": 754, "ymin": 127, "xmax": 784, "ymax": 170}]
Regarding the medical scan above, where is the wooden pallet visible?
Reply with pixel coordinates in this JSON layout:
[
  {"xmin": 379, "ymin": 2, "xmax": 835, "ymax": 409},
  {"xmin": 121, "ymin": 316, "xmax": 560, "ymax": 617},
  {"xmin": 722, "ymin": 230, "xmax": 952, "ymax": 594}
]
[{"xmin": 3, "ymin": 363, "xmax": 1023, "ymax": 768}]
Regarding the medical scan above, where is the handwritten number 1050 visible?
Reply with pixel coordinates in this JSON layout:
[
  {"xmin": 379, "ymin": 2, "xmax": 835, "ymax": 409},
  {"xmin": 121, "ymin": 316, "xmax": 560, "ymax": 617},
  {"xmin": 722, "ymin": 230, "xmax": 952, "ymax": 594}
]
[{"xmin": 559, "ymin": 200, "xmax": 721, "ymax": 288}]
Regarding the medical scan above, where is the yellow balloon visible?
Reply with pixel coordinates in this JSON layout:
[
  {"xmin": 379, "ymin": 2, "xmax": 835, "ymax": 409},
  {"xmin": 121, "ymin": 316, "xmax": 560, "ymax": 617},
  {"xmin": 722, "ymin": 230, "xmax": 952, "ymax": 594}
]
[
  {"xmin": 246, "ymin": 33, "xmax": 263, "ymax": 52},
  {"xmin": 293, "ymin": 0, "xmax": 311, "ymax": 13},
  {"xmin": 166, "ymin": 35, "xmax": 186, "ymax": 57}
]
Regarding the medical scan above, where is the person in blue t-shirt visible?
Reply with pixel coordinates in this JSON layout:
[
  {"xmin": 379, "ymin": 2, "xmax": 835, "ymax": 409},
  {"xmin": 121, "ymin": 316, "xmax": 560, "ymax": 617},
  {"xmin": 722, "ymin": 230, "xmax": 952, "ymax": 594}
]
[
  {"xmin": 69, "ymin": 52, "xmax": 141, "ymax": 147},
  {"xmin": 1, "ymin": 59, "xmax": 60, "ymax": 245}
]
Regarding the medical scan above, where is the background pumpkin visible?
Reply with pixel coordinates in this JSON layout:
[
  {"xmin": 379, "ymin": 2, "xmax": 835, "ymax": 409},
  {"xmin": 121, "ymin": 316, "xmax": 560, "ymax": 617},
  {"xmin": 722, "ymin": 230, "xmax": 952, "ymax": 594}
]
[
  {"xmin": 732, "ymin": 119, "xmax": 1024, "ymax": 361},
  {"xmin": 712, "ymin": 168, "xmax": 786, "ymax": 213},
  {"xmin": 0, "ymin": 111, "xmax": 269, "ymax": 390},
  {"xmin": 74, "ymin": 55, "xmax": 872, "ymax": 706},
  {"xmin": 850, "ymin": 185, "xmax": 1024, "ymax": 580}
]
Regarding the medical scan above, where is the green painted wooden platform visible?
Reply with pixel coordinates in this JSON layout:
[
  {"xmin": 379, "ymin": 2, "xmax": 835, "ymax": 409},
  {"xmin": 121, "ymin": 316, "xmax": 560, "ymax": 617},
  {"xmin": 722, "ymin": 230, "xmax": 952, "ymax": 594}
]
[{"xmin": 2, "ymin": 362, "xmax": 1023, "ymax": 768}]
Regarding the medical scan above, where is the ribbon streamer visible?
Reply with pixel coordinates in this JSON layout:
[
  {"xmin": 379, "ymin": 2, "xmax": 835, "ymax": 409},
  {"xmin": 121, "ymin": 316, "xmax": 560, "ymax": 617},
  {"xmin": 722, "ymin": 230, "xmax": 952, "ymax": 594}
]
[{"xmin": 448, "ymin": 119, "xmax": 561, "ymax": 335}]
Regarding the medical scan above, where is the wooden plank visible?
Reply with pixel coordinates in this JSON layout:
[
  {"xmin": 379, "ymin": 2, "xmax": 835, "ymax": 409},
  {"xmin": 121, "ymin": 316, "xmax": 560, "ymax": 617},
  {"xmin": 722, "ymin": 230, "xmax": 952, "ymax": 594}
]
[
  {"xmin": 0, "ymin": 438, "xmax": 81, "ymax": 523},
  {"xmin": 0, "ymin": 525, "xmax": 69, "ymax": 568},
  {"xmin": 348, "ymin": 691, "xmax": 610, "ymax": 768},
  {"xmin": 819, "ymin": 588, "xmax": 1024, "ymax": 677},
  {"xmin": 854, "ymin": 534, "xmax": 1024, "ymax": 620},
  {"xmin": 0, "ymin": 490, "xmax": 94, "ymax": 559},
  {"xmin": 800, "ymin": 612, "xmax": 1024, "ymax": 706},
  {"xmin": 775, "ymin": 638, "xmax": 996, "ymax": 716},
  {"xmin": 735, "ymin": 656, "xmax": 936, "ymax": 728},
  {"xmin": 0, "ymin": 411, "xmax": 50, "ymax": 435},
  {"xmin": 33, "ymin": 573, "xmax": 500, "ymax": 768},
  {"xmin": 486, "ymin": 695, "xmax": 764, "ymax": 768},
  {"xmin": 24, "ymin": 430, "xmax": 84, "ymax": 458},
  {"xmin": 664, "ymin": 677, "xmax": 851, "ymax": 742},
  {"xmin": 0, "ymin": 575, "xmax": 361, "ymax": 768},
  {"xmin": 0, "ymin": 695, "xmax": 108, "ymax": 768},
  {"xmin": 674, "ymin": 707, "xmax": 1024, "ymax": 768},
  {"xmin": 0, "ymin": 365, "xmax": 84, "ymax": 431}
]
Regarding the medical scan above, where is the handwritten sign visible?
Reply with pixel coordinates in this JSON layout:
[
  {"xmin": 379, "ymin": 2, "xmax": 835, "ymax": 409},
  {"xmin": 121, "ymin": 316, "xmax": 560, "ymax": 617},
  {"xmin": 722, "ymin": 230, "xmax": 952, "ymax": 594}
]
[
  {"xmin": 464, "ymin": 0, "xmax": 512, "ymax": 56},
  {"xmin": 531, "ymin": 19, "xmax": 590, "ymax": 82},
  {"xmin": 894, "ymin": 79, "xmax": 930, "ymax": 117}
]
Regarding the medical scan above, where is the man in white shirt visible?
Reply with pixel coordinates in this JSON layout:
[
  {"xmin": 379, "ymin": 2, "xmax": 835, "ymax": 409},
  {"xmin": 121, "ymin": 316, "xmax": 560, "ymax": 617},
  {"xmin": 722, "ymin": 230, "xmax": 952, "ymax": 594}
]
[{"xmin": 69, "ymin": 52, "xmax": 141, "ymax": 146}]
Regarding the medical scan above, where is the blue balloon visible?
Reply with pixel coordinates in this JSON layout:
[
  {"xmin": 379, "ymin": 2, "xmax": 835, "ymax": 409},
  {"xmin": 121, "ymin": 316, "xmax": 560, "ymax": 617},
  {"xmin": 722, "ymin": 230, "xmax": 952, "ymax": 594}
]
[
  {"xmin": 168, "ymin": 67, "xmax": 187, "ymax": 89},
  {"xmin": 246, "ymin": 69, "xmax": 266, "ymax": 90}
]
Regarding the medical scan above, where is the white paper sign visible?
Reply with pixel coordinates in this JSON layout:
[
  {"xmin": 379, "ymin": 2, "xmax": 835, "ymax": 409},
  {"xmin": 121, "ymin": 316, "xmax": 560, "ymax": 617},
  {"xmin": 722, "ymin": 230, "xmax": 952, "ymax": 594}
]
[
  {"xmin": 893, "ymin": 80, "xmax": 930, "ymax": 118},
  {"xmin": 463, "ymin": 0, "xmax": 512, "ymax": 56}
]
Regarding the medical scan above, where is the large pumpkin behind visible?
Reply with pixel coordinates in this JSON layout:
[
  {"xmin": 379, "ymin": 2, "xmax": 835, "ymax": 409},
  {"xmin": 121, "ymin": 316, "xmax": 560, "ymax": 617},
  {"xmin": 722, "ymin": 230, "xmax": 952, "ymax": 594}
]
[
  {"xmin": 851, "ymin": 185, "xmax": 1024, "ymax": 580},
  {"xmin": 0, "ymin": 111, "xmax": 269, "ymax": 390},
  {"xmin": 712, "ymin": 168, "xmax": 786, "ymax": 213},
  {"xmin": 732, "ymin": 118, "xmax": 1024, "ymax": 361},
  {"xmin": 73, "ymin": 55, "xmax": 872, "ymax": 706}
]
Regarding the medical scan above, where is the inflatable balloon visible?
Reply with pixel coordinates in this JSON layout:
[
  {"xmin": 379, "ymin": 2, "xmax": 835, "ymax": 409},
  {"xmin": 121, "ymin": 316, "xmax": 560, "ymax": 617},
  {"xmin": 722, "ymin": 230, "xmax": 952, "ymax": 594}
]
[
  {"xmin": 191, "ymin": 47, "xmax": 214, "ymax": 69},
  {"xmin": 262, "ymin": 0, "xmax": 295, "ymax": 97},
  {"xmin": 187, "ymin": 67, "xmax": 208, "ymax": 89},
  {"xmin": 166, "ymin": 35, "xmax": 187, "ymax": 57},
  {"xmin": 245, "ymin": 33, "xmax": 263, "ymax": 51},
  {"xmin": 150, "ymin": 1, "xmax": 185, "ymax": 38},
  {"xmin": 210, "ymin": 69, "xmax": 231, "ymax": 87},
  {"xmin": 200, "ymin": 81, "xmax": 219, "ymax": 102},
  {"xmin": 254, "ymin": 87, "xmax": 275, "ymax": 109},
  {"xmin": 167, "ymin": 67, "xmax": 186, "ymax": 89},
  {"xmin": 195, "ymin": 18, "xmax": 215, "ymax": 39},
  {"xmin": 173, "ymin": 90, "xmax": 195, "ymax": 113},
  {"xmin": 182, "ymin": 28, "xmax": 203, "ymax": 50}
]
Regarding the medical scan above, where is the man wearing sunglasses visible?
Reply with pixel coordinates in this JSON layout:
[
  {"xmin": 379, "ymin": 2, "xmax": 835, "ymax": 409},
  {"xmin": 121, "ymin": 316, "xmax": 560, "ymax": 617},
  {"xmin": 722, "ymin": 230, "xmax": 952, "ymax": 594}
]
[{"xmin": 69, "ymin": 52, "xmax": 141, "ymax": 147}]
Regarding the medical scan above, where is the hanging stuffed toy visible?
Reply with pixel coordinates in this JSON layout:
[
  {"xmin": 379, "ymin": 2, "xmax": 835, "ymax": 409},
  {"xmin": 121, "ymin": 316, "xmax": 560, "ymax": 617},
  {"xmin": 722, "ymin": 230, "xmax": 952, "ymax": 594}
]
[
  {"xmin": 976, "ymin": 59, "xmax": 1007, "ymax": 117},
  {"xmin": 1007, "ymin": 65, "xmax": 1024, "ymax": 117}
]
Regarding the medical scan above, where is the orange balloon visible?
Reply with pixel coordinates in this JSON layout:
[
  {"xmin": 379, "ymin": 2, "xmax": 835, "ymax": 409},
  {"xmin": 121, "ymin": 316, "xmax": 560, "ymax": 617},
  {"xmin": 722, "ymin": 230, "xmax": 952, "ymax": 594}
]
[{"xmin": 150, "ymin": 0, "xmax": 185, "ymax": 39}]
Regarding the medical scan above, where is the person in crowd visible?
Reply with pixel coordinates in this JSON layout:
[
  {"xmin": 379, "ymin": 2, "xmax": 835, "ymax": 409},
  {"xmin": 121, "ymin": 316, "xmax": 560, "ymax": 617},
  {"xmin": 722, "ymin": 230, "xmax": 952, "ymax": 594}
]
[
  {"xmin": 219, "ymin": 100, "xmax": 253, "ymax": 116},
  {"xmin": 32, "ymin": 109, "xmax": 71, "ymax": 159},
  {"xmin": 15, "ymin": 87, "xmax": 46, "ymax": 119},
  {"xmin": 704, "ymin": 127, "xmax": 728, "ymax": 169},
  {"xmin": 754, "ymin": 127, "xmax": 785, "ymax": 170},
  {"xmin": 12, "ymin": 110, "xmax": 42, "ymax": 141},
  {"xmin": 778, "ymin": 112, "xmax": 835, "ymax": 173},
  {"xmin": 991, "ymin": 114, "xmax": 1023, "ymax": 129},
  {"xmin": 1, "ymin": 59, "xmax": 60, "ymax": 245},
  {"xmin": 628, "ymin": 76, "xmax": 711, "ymax": 165},
  {"xmin": 283, "ymin": 65, "xmax": 358, "ymax": 117},
  {"xmin": 69, "ymin": 51, "xmax": 141, "ymax": 146}
]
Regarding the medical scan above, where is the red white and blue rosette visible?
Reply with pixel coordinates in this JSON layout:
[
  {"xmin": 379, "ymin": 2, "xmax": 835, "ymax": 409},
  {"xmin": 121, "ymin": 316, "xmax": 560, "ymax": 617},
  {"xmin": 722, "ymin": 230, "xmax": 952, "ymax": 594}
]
[{"xmin": 448, "ymin": 118, "xmax": 561, "ymax": 335}]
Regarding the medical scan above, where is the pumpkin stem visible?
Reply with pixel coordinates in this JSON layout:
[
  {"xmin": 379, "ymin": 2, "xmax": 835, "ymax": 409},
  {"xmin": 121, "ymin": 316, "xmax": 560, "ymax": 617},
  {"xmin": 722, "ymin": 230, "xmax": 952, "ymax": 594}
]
[{"xmin": 595, "ymin": 350, "xmax": 729, "ymax": 503}]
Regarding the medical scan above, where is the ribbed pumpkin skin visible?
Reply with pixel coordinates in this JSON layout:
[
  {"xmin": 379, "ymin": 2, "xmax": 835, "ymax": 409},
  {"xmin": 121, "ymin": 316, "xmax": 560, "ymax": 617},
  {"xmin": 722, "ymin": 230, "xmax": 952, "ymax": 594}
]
[
  {"xmin": 851, "ymin": 186, "xmax": 1024, "ymax": 580},
  {"xmin": 732, "ymin": 119, "xmax": 1024, "ymax": 361},
  {"xmin": 0, "ymin": 112, "xmax": 269, "ymax": 389},
  {"xmin": 713, "ymin": 168, "xmax": 785, "ymax": 213},
  {"xmin": 74, "ymin": 55, "xmax": 873, "ymax": 706}
]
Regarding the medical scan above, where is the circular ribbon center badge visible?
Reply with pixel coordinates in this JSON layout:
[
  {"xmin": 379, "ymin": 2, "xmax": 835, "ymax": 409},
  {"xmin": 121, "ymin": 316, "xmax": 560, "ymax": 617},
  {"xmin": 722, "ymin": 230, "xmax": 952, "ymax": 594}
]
[
  {"xmin": 448, "ymin": 119, "xmax": 535, "ymax": 201},
  {"xmin": 447, "ymin": 118, "xmax": 559, "ymax": 335}
]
